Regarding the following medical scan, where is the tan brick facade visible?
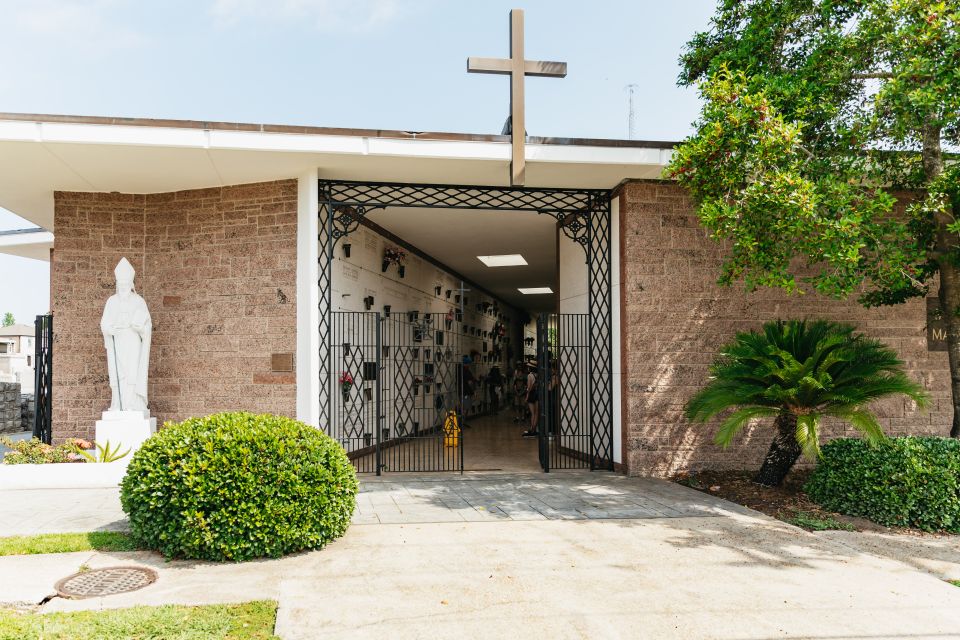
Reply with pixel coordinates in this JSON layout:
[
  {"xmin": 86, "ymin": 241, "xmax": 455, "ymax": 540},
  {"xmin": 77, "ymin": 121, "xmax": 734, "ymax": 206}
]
[
  {"xmin": 51, "ymin": 180, "xmax": 298, "ymax": 441},
  {"xmin": 48, "ymin": 175, "xmax": 952, "ymax": 473},
  {"xmin": 618, "ymin": 181, "xmax": 952, "ymax": 476}
]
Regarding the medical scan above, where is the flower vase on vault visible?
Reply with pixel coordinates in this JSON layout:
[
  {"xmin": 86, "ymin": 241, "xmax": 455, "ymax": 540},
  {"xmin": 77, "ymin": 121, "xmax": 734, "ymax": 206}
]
[{"xmin": 338, "ymin": 372, "xmax": 354, "ymax": 403}]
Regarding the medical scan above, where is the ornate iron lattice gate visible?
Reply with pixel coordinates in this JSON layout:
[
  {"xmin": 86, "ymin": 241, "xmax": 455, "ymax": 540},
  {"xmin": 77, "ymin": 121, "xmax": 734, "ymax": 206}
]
[
  {"xmin": 319, "ymin": 180, "xmax": 614, "ymax": 473},
  {"xmin": 33, "ymin": 314, "xmax": 53, "ymax": 445},
  {"xmin": 330, "ymin": 312, "xmax": 382, "ymax": 473},
  {"xmin": 331, "ymin": 310, "xmax": 465, "ymax": 474},
  {"xmin": 537, "ymin": 313, "xmax": 594, "ymax": 471},
  {"xmin": 378, "ymin": 312, "xmax": 464, "ymax": 472}
]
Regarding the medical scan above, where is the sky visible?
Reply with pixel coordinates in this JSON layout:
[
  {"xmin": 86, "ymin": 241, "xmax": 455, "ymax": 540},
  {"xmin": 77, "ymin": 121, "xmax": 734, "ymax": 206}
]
[{"xmin": 0, "ymin": 0, "xmax": 717, "ymax": 323}]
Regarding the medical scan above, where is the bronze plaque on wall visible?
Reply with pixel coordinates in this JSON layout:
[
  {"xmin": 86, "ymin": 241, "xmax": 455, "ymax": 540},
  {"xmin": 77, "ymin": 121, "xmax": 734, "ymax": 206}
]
[
  {"xmin": 271, "ymin": 353, "xmax": 295, "ymax": 372},
  {"xmin": 927, "ymin": 298, "xmax": 948, "ymax": 351}
]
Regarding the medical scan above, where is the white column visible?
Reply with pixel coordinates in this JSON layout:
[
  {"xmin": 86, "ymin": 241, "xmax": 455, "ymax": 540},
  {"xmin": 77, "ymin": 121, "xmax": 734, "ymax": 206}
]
[{"xmin": 296, "ymin": 169, "xmax": 320, "ymax": 427}]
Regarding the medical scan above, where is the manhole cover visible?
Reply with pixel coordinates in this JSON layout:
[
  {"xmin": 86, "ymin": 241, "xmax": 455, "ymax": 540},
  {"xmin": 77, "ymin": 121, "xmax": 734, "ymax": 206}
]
[{"xmin": 54, "ymin": 566, "xmax": 158, "ymax": 599}]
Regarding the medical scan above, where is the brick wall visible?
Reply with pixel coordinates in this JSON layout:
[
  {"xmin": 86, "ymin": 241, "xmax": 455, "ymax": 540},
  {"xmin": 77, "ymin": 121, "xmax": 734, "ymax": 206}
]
[
  {"xmin": 618, "ymin": 180, "xmax": 952, "ymax": 477},
  {"xmin": 51, "ymin": 180, "xmax": 298, "ymax": 442}
]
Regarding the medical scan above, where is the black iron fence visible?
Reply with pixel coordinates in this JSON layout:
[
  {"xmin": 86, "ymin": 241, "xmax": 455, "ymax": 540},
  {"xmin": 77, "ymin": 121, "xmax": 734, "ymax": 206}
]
[
  {"xmin": 33, "ymin": 314, "xmax": 53, "ymax": 444},
  {"xmin": 329, "ymin": 312, "xmax": 381, "ymax": 473},
  {"xmin": 537, "ymin": 313, "xmax": 596, "ymax": 471},
  {"xmin": 329, "ymin": 311, "xmax": 467, "ymax": 474},
  {"xmin": 377, "ymin": 312, "xmax": 463, "ymax": 473}
]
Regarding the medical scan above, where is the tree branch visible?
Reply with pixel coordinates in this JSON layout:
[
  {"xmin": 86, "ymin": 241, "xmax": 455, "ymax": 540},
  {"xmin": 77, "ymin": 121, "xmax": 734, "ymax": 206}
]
[
  {"xmin": 852, "ymin": 72, "xmax": 894, "ymax": 80},
  {"xmin": 797, "ymin": 144, "xmax": 815, "ymax": 160}
]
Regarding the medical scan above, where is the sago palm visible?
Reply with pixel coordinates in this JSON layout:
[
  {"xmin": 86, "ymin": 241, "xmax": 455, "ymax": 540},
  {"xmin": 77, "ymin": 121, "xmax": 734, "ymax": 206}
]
[{"xmin": 686, "ymin": 319, "xmax": 928, "ymax": 487}]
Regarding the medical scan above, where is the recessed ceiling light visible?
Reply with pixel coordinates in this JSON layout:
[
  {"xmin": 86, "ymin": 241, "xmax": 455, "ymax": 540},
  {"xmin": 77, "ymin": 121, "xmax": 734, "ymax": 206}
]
[
  {"xmin": 477, "ymin": 254, "xmax": 528, "ymax": 267},
  {"xmin": 518, "ymin": 287, "xmax": 553, "ymax": 295}
]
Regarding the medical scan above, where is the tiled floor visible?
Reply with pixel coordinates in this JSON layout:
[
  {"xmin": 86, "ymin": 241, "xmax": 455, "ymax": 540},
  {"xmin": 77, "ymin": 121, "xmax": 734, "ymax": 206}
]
[
  {"xmin": 352, "ymin": 472, "xmax": 750, "ymax": 525},
  {"xmin": 353, "ymin": 413, "xmax": 576, "ymax": 473},
  {"xmin": 460, "ymin": 413, "xmax": 543, "ymax": 472}
]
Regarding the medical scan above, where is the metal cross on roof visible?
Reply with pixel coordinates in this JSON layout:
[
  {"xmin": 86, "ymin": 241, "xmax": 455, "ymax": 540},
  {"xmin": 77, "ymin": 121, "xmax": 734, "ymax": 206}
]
[{"xmin": 468, "ymin": 9, "xmax": 567, "ymax": 186}]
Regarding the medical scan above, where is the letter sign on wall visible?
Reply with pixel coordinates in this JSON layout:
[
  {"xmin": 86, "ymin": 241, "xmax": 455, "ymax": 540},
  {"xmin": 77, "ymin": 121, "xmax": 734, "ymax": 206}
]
[{"xmin": 927, "ymin": 297, "xmax": 948, "ymax": 352}]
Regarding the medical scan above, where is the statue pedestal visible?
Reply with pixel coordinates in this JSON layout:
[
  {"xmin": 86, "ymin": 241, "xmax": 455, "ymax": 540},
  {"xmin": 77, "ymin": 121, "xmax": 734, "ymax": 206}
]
[{"xmin": 95, "ymin": 410, "xmax": 156, "ymax": 459}]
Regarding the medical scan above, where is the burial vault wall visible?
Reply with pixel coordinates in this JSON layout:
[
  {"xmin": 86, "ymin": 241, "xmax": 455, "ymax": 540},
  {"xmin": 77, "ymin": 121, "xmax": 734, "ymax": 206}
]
[
  {"xmin": 618, "ymin": 180, "xmax": 953, "ymax": 476},
  {"xmin": 51, "ymin": 180, "xmax": 298, "ymax": 442}
]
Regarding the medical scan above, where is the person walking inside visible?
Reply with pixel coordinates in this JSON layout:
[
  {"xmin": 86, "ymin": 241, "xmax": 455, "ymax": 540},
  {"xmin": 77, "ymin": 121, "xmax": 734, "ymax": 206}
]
[
  {"xmin": 547, "ymin": 361, "xmax": 559, "ymax": 435},
  {"xmin": 487, "ymin": 365, "xmax": 504, "ymax": 414},
  {"xmin": 522, "ymin": 361, "xmax": 539, "ymax": 438},
  {"xmin": 457, "ymin": 355, "xmax": 477, "ymax": 427},
  {"xmin": 511, "ymin": 362, "xmax": 527, "ymax": 424}
]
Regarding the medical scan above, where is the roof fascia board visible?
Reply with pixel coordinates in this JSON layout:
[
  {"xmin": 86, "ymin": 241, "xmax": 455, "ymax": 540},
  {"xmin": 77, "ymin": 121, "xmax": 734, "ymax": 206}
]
[
  {"xmin": 526, "ymin": 142, "xmax": 673, "ymax": 166},
  {"xmin": 0, "ymin": 230, "xmax": 54, "ymax": 247},
  {"xmin": 0, "ymin": 120, "xmax": 512, "ymax": 162},
  {"xmin": 0, "ymin": 120, "xmax": 674, "ymax": 167}
]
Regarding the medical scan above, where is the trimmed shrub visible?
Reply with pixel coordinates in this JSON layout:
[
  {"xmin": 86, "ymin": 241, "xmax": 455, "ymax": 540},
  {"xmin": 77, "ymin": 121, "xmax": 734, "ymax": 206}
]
[
  {"xmin": 120, "ymin": 412, "xmax": 358, "ymax": 561},
  {"xmin": 806, "ymin": 437, "xmax": 960, "ymax": 533}
]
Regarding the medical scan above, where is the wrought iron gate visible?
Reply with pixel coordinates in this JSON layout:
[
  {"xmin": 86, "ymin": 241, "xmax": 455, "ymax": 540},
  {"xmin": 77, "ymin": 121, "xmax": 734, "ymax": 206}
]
[
  {"xmin": 330, "ymin": 312, "xmax": 381, "ymax": 473},
  {"xmin": 33, "ymin": 314, "xmax": 53, "ymax": 444},
  {"xmin": 378, "ymin": 311, "xmax": 463, "ymax": 472},
  {"xmin": 319, "ymin": 181, "xmax": 614, "ymax": 473},
  {"xmin": 537, "ymin": 313, "xmax": 604, "ymax": 471},
  {"xmin": 332, "ymin": 311, "xmax": 465, "ymax": 474}
]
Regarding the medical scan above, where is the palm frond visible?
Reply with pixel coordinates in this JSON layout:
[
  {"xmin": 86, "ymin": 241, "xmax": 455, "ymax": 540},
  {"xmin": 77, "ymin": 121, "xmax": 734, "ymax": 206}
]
[
  {"xmin": 714, "ymin": 406, "xmax": 779, "ymax": 447},
  {"xmin": 686, "ymin": 379, "xmax": 777, "ymax": 421},
  {"xmin": 686, "ymin": 318, "xmax": 929, "ymax": 455},
  {"xmin": 827, "ymin": 372, "xmax": 929, "ymax": 408},
  {"xmin": 826, "ymin": 408, "xmax": 887, "ymax": 446},
  {"xmin": 794, "ymin": 414, "xmax": 822, "ymax": 460}
]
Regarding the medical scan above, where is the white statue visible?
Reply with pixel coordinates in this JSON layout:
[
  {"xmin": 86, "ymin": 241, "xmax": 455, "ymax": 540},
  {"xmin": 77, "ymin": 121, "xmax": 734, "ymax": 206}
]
[{"xmin": 100, "ymin": 258, "xmax": 152, "ymax": 413}]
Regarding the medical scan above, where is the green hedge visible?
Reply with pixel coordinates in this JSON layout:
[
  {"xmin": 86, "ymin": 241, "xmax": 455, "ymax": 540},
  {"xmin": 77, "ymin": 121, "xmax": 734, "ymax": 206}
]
[
  {"xmin": 806, "ymin": 437, "xmax": 960, "ymax": 533},
  {"xmin": 120, "ymin": 412, "xmax": 358, "ymax": 561}
]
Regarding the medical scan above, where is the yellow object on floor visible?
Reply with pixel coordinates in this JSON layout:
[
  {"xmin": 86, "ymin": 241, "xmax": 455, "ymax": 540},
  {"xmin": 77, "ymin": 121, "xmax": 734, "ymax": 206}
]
[{"xmin": 443, "ymin": 411, "xmax": 460, "ymax": 448}]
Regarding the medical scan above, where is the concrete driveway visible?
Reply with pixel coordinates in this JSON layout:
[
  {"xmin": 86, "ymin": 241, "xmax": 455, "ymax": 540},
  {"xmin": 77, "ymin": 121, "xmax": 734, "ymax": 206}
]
[
  {"xmin": 2, "ymin": 473, "xmax": 959, "ymax": 639},
  {"xmin": 275, "ymin": 498, "xmax": 960, "ymax": 639}
]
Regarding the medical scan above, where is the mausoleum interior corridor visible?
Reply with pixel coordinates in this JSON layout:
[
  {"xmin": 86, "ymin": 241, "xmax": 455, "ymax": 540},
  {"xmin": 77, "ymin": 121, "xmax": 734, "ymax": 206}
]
[{"xmin": 327, "ymin": 202, "xmax": 591, "ymax": 474}]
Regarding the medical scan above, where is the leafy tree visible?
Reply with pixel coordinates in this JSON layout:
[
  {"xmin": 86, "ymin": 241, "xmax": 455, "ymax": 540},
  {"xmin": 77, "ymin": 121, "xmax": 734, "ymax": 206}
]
[
  {"xmin": 686, "ymin": 320, "xmax": 929, "ymax": 486},
  {"xmin": 1, "ymin": 313, "xmax": 13, "ymax": 327},
  {"xmin": 667, "ymin": 1, "xmax": 960, "ymax": 436}
]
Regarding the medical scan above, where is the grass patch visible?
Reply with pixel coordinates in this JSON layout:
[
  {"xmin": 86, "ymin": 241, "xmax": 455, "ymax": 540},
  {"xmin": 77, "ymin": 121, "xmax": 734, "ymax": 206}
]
[
  {"xmin": 0, "ymin": 532, "xmax": 140, "ymax": 556},
  {"xmin": 0, "ymin": 600, "xmax": 278, "ymax": 639},
  {"xmin": 950, "ymin": 580, "xmax": 960, "ymax": 587},
  {"xmin": 783, "ymin": 510, "xmax": 856, "ymax": 532}
]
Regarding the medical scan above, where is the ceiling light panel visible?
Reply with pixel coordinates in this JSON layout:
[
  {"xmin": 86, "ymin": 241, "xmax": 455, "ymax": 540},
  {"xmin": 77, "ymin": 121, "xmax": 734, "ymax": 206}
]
[
  {"xmin": 477, "ymin": 254, "xmax": 528, "ymax": 267},
  {"xmin": 518, "ymin": 287, "xmax": 553, "ymax": 294}
]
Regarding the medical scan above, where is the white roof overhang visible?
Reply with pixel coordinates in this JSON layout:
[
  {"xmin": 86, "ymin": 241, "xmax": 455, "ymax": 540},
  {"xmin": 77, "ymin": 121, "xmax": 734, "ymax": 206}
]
[
  {"xmin": 0, "ymin": 229, "xmax": 54, "ymax": 262},
  {"xmin": 0, "ymin": 113, "xmax": 675, "ymax": 233}
]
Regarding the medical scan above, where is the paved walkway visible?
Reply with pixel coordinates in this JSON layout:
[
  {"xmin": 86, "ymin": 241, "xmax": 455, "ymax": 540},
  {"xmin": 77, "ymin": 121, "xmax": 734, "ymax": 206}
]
[
  {"xmin": 1, "ymin": 474, "xmax": 959, "ymax": 639},
  {"xmin": 0, "ymin": 430, "xmax": 32, "ymax": 448},
  {"xmin": 822, "ymin": 529, "xmax": 960, "ymax": 582},
  {"xmin": 274, "ymin": 515, "xmax": 960, "ymax": 640},
  {"xmin": 353, "ymin": 472, "xmax": 751, "ymax": 524},
  {"xmin": 0, "ymin": 487, "xmax": 127, "ymax": 536},
  {"xmin": 0, "ymin": 473, "xmax": 751, "ymax": 536}
]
